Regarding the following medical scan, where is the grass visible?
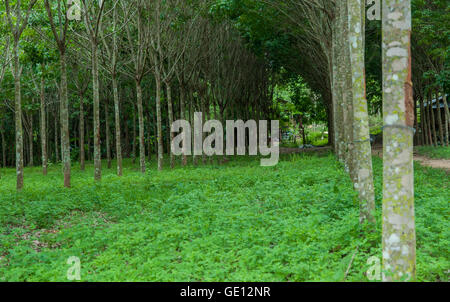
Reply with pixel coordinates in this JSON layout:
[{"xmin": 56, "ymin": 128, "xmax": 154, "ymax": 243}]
[
  {"xmin": 0, "ymin": 154, "xmax": 448, "ymax": 282},
  {"xmin": 415, "ymin": 146, "xmax": 450, "ymax": 159}
]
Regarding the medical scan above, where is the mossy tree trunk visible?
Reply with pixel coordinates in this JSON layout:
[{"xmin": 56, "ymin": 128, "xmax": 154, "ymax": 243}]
[
  {"xmin": 347, "ymin": 0, "xmax": 376, "ymax": 225},
  {"xmin": 381, "ymin": 0, "xmax": 416, "ymax": 281}
]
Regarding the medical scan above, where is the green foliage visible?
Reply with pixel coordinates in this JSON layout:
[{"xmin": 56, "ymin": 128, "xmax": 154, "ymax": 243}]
[
  {"xmin": 415, "ymin": 146, "xmax": 450, "ymax": 160},
  {"xmin": 0, "ymin": 156, "xmax": 447, "ymax": 281}
]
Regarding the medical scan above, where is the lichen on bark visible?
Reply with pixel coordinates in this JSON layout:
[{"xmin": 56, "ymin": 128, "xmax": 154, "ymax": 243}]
[{"xmin": 381, "ymin": 0, "xmax": 416, "ymax": 281}]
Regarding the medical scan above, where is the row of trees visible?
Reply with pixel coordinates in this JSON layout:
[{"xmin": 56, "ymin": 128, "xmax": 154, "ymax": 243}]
[
  {"xmin": 0, "ymin": 0, "xmax": 274, "ymax": 186},
  {"xmin": 0, "ymin": 0, "xmax": 447, "ymax": 281}
]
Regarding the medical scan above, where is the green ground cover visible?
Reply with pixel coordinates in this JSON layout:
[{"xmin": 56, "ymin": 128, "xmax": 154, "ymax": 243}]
[
  {"xmin": 415, "ymin": 146, "xmax": 450, "ymax": 160},
  {"xmin": 0, "ymin": 154, "xmax": 448, "ymax": 281}
]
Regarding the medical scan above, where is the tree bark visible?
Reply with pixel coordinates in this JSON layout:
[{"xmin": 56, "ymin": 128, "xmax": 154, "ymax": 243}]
[
  {"xmin": 382, "ymin": 0, "xmax": 416, "ymax": 281},
  {"xmin": 112, "ymin": 76, "xmax": 123, "ymax": 176},
  {"xmin": 136, "ymin": 80, "xmax": 146, "ymax": 173},
  {"xmin": 28, "ymin": 111, "xmax": 33, "ymax": 167},
  {"xmin": 13, "ymin": 42, "xmax": 24, "ymax": 190},
  {"xmin": 60, "ymin": 53, "xmax": 71, "ymax": 187},
  {"xmin": 92, "ymin": 43, "xmax": 101, "ymax": 181},
  {"xmin": 105, "ymin": 98, "xmax": 111, "ymax": 169},
  {"xmin": 347, "ymin": 0, "xmax": 376, "ymax": 225},
  {"xmin": 155, "ymin": 76, "xmax": 163, "ymax": 171},
  {"xmin": 166, "ymin": 82, "xmax": 175, "ymax": 168},
  {"xmin": 435, "ymin": 90, "xmax": 444, "ymax": 146},
  {"xmin": 429, "ymin": 90, "xmax": 437, "ymax": 146},
  {"xmin": 79, "ymin": 93, "xmax": 85, "ymax": 171},
  {"xmin": 40, "ymin": 76, "xmax": 47, "ymax": 175}
]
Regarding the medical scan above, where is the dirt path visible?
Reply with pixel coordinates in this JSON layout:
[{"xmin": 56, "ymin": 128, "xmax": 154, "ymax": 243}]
[
  {"xmin": 280, "ymin": 146, "xmax": 450, "ymax": 171},
  {"xmin": 372, "ymin": 147, "xmax": 450, "ymax": 171}
]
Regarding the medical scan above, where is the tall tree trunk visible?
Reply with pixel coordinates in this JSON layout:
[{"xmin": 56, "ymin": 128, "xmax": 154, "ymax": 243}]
[
  {"xmin": 155, "ymin": 76, "xmax": 163, "ymax": 171},
  {"xmin": 28, "ymin": 112, "xmax": 33, "ymax": 167},
  {"xmin": 136, "ymin": 80, "xmax": 146, "ymax": 173},
  {"xmin": 426, "ymin": 94, "xmax": 433, "ymax": 145},
  {"xmin": 435, "ymin": 90, "xmax": 444, "ymax": 146},
  {"xmin": 429, "ymin": 90, "xmax": 437, "ymax": 146},
  {"xmin": 332, "ymin": 2, "xmax": 344, "ymax": 162},
  {"xmin": 180, "ymin": 87, "xmax": 187, "ymax": 166},
  {"xmin": 92, "ymin": 43, "xmax": 101, "ymax": 181},
  {"xmin": 54, "ymin": 106, "xmax": 59, "ymax": 162},
  {"xmin": 341, "ymin": 0, "xmax": 354, "ymax": 176},
  {"xmin": 347, "ymin": 0, "xmax": 375, "ymax": 225},
  {"xmin": 105, "ymin": 98, "xmax": 111, "ymax": 169},
  {"xmin": 166, "ymin": 82, "xmax": 174, "ymax": 169},
  {"xmin": 60, "ymin": 53, "xmax": 71, "ymax": 187},
  {"xmin": 112, "ymin": 76, "xmax": 122, "ymax": 176},
  {"xmin": 40, "ymin": 76, "xmax": 47, "ymax": 175},
  {"xmin": 13, "ymin": 42, "xmax": 24, "ymax": 190},
  {"xmin": 79, "ymin": 93, "xmax": 85, "ymax": 171},
  {"xmin": 382, "ymin": 0, "xmax": 416, "ymax": 281}
]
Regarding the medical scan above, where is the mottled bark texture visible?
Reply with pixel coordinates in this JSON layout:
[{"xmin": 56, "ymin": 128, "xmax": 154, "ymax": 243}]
[
  {"xmin": 13, "ymin": 43, "xmax": 24, "ymax": 190},
  {"xmin": 156, "ymin": 76, "xmax": 164, "ymax": 171},
  {"xmin": 347, "ymin": 0, "xmax": 376, "ymax": 225},
  {"xmin": 40, "ymin": 76, "xmax": 48, "ymax": 175},
  {"xmin": 136, "ymin": 81, "xmax": 146, "ymax": 173},
  {"xmin": 92, "ymin": 43, "xmax": 102, "ymax": 181},
  {"xmin": 79, "ymin": 94, "xmax": 85, "ymax": 171},
  {"xmin": 60, "ymin": 54, "xmax": 71, "ymax": 187},
  {"xmin": 382, "ymin": 0, "xmax": 416, "ymax": 281},
  {"xmin": 112, "ymin": 76, "xmax": 123, "ymax": 176},
  {"xmin": 105, "ymin": 99, "xmax": 111, "ymax": 169},
  {"xmin": 166, "ymin": 82, "xmax": 175, "ymax": 169}
]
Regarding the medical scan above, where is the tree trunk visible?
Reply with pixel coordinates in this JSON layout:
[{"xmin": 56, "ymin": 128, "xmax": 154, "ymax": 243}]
[
  {"xmin": 180, "ymin": 87, "xmax": 187, "ymax": 166},
  {"xmin": 28, "ymin": 112, "xmax": 33, "ymax": 167},
  {"xmin": 347, "ymin": 0, "xmax": 375, "ymax": 225},
  {"xmin": 54, "ymin": 106, "xmax": 59, "ymax": 162},
  {"xmin": 435, "ymin": 90, "xmax": 444, "ymax": 146},
  {"xmin": 60, "ymin": 53, "xmax": 71, "ymax": 187},
  {"xmin": 13, "ymin": 42, "xmax": 24, "ymax": 190},
  {"xmin": 40, "ymin": 75, "xmax": 47, "ymax": 175},
  {"xmin": 136, "ymin": 80, "xmax": 146, "ymax": 173},
  {"xmin": 429, "ymin": 90, "xmax": 437, "ymax": 146},
  {"xmin": 79, "ymin": 93, "xmax": 85, "ymax": 171},
  {"xmin": 166, "ymin": 82, "xmax": 175, "ymax": 169},
  {"xmin": 105, "ymin": 98, "xmax": 111, "ymax": 169},
  {"xmin": 92, "ymin": 42, "xmax": 101, "ymax": 181},
  {"xmin": 112, "ymin": 76, "xmax": 123, "ymax": 176},
  {"xmin": 155, "ymin": 76, "xmax": 163, "ymax": 171},
  {"xmin": 382, "ymin": 0, "xmax": 416, "ymax": 281}
]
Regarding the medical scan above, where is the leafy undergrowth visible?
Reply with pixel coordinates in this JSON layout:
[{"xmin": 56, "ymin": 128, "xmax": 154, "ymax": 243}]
[
  {"xmin": 0, "ymin": 154, "xmax": 448, "ymax": 282},
  {"xmin": 415, "ymin": 146, "xmax": 450, "ymax": 159}
]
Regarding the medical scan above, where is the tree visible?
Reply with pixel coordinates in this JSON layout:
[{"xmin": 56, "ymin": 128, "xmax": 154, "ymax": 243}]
[
  {"xmin": 347, "ymin": 0, "xmax": 376, "ymax": 225},
  {"xmin": 80, "ymin": 0, "xmax": 107, "ymax": 181},
  {"xmin": 44, "ymin": 0, "xmax": 71, "ymax": 187},
  {"xmin": 5, "ymin": 0, "xmax": 38, "ymax": 190},
  {"xmin": 381, "ymin": 0, "xmax": 416, "ymax": 281}
]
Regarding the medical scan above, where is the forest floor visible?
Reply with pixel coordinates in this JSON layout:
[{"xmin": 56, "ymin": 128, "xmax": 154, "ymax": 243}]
[{"xmin": 0, "ymin": 154, "xmax": 448, "ymax": 282}]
